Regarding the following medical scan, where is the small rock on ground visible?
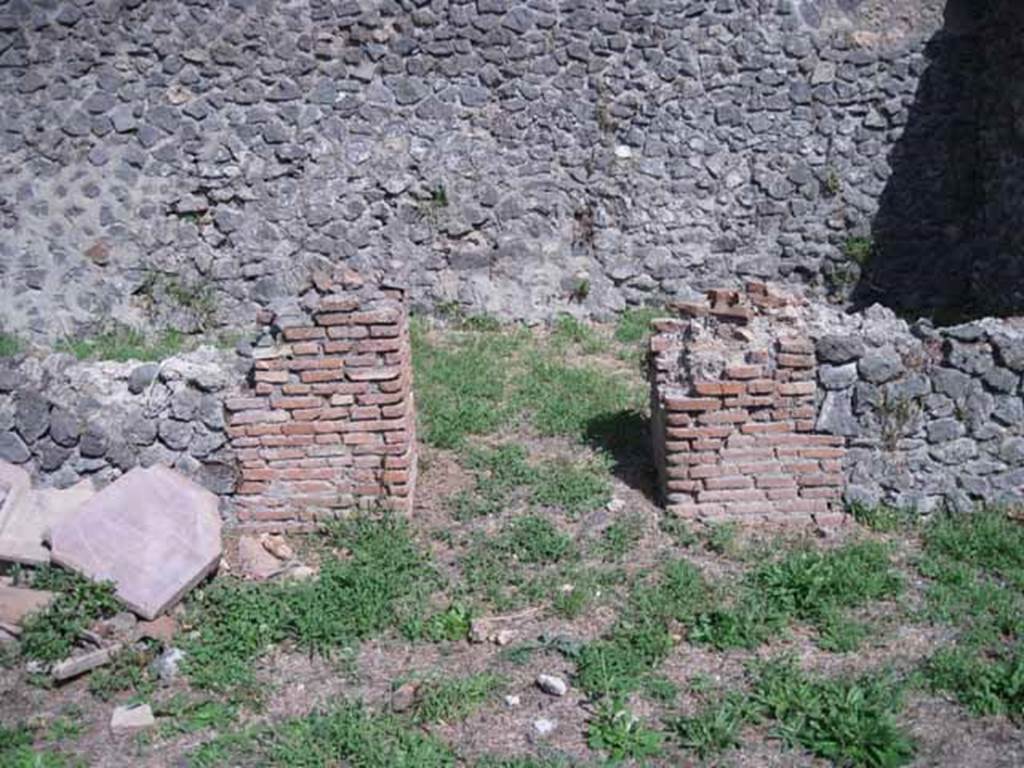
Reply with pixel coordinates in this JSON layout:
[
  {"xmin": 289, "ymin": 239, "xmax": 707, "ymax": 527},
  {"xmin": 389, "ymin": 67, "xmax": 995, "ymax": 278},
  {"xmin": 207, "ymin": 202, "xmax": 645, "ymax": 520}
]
[
  {"xmin": 110, "ymin": 703, "xmax": 155, "ymax": 734},
  {"xmin": 535, "ymin": 673, "xmax": 568, "ymax": 697}
]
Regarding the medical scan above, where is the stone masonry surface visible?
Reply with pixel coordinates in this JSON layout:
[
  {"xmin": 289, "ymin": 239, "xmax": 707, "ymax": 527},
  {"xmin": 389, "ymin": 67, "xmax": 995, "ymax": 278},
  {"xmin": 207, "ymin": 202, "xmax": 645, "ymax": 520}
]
[
  {"xmin": 650, "ymin": 282, "xmax": 845, "ymax": 525},
  {"xmin": 650, "ymin": 286, "xmax": 1024, "ymax": 520},
  {"xmin": 228, "ymin": 268, "xmax": 416, "ymax": 524},
  {"xmin": 4, "ymin": 0, "xmax": 991, "ymax": 342}
]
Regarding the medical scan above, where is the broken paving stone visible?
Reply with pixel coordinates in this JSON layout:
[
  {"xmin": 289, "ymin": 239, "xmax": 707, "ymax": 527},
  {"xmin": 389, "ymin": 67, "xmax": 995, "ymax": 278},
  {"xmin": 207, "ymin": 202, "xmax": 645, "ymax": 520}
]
[
  {"xmin": 0, "ymin": 467, "xmax": 95, "ymax": 566},
  {"xmin": 52, "ymin": 644, "xmax": 121, "ymax": 681},
  {"xmin": 0, "ymin": 585, "xmax": 55, "ymax": 625},
  {"xmin": 110, "ymin": 703, "xmax": 155, "ymax": 734},
  {"xmin": 48, "ymin": 465, "xmax": 222, "ymax": 620},
  {"xmin": 238, "ymin": 533, "xmax": 284, "ymax": 580}
]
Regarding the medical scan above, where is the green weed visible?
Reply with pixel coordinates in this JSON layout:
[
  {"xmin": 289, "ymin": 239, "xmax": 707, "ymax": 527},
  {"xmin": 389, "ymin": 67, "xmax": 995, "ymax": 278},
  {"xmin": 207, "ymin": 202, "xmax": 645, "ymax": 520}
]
[
  {"xmin": 88, "ymin": 645, "xmax": 157, "ymax": 701},
  {"xmin": 412, "ymin": 672, "xmax": 503, "ymax": 723},
  {"xmin": 0, "ymin": 332, "xmax": 20, "ymax": 357},
  {"xmin": 613, "ymin": 307, "xmax": 663, "ymax": 345},
  {"xmin": 669, "ymin": 692, "xmax": 751, "ymax": 759},
  {"xmin": 19, "ymin": 568, "xmax": 120, "ymax": 663},
  {"xmin": 551, "ymin": 314, "xmax": 606, "ymax": 354},
  {"xmin": 406, "ymin": 603, "xmax": 473, "ymax": 643},
  {"xmin": 58, "ymin": 326, "xmax": 188, "ymax": 362},
  {"xmin": 193, "ymin": 701, "xmax": 454, "ymax": 768},
  {"xmin": 586, "ymin": 697, "xmax": 663, "ymax": 761},
  {"xmin": 0, "ymin": 724, "xmax": 73, "ymax": 768},
  {"xmin": 848, "ymin": 502, "xmax": 918, "ymax": 533},
  {"xmin": 576, "ymin": 559, "xmax": 708, "ymax": 696},
  {"xmin": 411, "ymin": 323, "xmax": 526, "ymax": 448},
  {"xmin": 531, "ymin": 456, "xmax": 612, "ymax": 515},
  {"xmin": 155, "ymin": 695, "xmax": 238, "ymax": 735},
  {"xmin": 182, "ymin": 516, "xmax": 436, "ymax": 695},
  {"xmin": 595, "ymin": 514, "xmax": 644, "ymax": 561},
  {"xmin": 925, "ymin": 644, "xmax": 1024, "ymax": 717},
  {"xmin": 923, "ymin": 509, "xmax": 1024, "ymax": 585},
  {"xmin": 844, "ymin": 236, "xmax": 875, "ymax": 267},
  {"xmin": 753, "ymin": 658, "xmax": 914, "ymax": 767}
]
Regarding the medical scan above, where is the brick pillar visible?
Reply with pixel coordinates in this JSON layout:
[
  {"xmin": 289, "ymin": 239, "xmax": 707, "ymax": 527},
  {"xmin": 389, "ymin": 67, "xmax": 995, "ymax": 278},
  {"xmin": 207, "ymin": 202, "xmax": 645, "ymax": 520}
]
[
  {"xmin": 649, "ymin": 284, "xmax": 845, "ymax": 526},
  {"xmin": 226, "ymin": 270, "xmax": 416, "ymax": 525}
]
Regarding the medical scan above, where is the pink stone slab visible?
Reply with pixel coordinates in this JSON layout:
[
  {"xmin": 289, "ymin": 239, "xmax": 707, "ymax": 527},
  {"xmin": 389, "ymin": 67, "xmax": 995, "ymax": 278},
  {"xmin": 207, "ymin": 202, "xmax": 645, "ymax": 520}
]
[
  {"xmin": 0, "ymin": 585, "xmax": 55, "ymax": 625},
  {"xmin": 49, "ymin": 465, "xmax": 222, "ymax": 620}
]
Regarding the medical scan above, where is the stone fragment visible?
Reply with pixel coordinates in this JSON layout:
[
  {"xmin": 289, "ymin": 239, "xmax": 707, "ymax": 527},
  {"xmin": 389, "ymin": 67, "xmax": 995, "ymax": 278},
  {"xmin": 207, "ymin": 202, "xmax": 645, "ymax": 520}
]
[
  {"xmin": 150, "ymin": 647, "xmax": 186, "ymax": 682},
  {"xmin": 536, "ymin": 673, "xmax": 568, "ymax": 697},
  {"xmin": 238, "ymin": 534, "xmax": 282, "ymax": 580},
  {"xmin": 110, "ymin": 703, "xmax": 155, "ymax": 734},
  {"xmin": 48, "ymin": 465, "xmax": 222, "ymax": 620},
  {"xmin": 137, "ymin": 615, "xmax": 177, "ymax": 644},
  {"xmin": 816, "ymin": 335, "xmax": 865, "ymax": 364},
  {"xmin": 0, "ymin": 432, "xmax": 30, "ymax": 464},
  {"xmin": 129, "ymin": 364, "xmax": 160, "ymax": 395},
  {"xmin": 858, "ymin": 349, "xmax": 903, "ymax": 384},
  {"xmin": 391, "ymin": 681, "xmax": 419, "ymax": 713},
  {"xmin": 0, "ymin": 470, "xmax": 95, "ymax": 565},
  {"xmin": 0, "ymin": 585, "xmax": 54, "ymax": 625},
  {"xmin": 52, "ymin": 645, "xmax": 120, "ymax": 681},
  {"xmin": 532, "ymin": 718, "xmax": 557, "ymax": 737},
  {"xmin": 260, "ymin": 532, "xmax": 293, "ymax": 560}
]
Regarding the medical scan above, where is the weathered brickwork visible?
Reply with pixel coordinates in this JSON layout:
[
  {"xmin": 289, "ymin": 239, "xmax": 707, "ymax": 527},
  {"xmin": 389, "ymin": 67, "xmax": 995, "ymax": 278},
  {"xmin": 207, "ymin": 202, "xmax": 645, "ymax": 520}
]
[
  {"xmin": 227, "ymin": 271, "xmax": 416, "ymax": 525},
  {"xmin": 650, "ymin": 284, "xmax": 844, "ymax": 526}
]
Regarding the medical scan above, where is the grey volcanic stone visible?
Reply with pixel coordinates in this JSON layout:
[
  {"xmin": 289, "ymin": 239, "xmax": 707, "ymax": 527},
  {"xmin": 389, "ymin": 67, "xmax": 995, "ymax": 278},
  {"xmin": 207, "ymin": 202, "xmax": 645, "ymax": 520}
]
[
  {"xmin": 49, "ymin": 409, "xmax": 81, "ymax": 447},
  {"xmin": 15, "ymin": 392, "xmax": 50, "ymax": 442},
  {"xmin": 0, "ymin": 431, "xmax": 30, "ymax": 464},
  {"xmin": 816, "ymin": 335, "xmax": 865, "ymax": 364},
  {"xmin": 129, "ymin": 364, "xmax": 160, "ymax": 395},
  {"xmin": 819, "ymin": 363, "xmax": 858, "ymax": 390},
  {"xmin": 858, "ymin": 349, "xmax": 903, "ymax": 384}
]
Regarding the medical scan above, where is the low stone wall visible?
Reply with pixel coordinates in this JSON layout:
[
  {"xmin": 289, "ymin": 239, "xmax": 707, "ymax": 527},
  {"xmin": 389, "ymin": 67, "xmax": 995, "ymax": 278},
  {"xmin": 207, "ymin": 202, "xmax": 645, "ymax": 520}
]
[
  {"xmin": 228, "ymin": 269, "xmax": 416, "ymax": 524},
  {"xmin": 813, "ymin": 313, "xmax": 1024, "ymax": 513},
  {"xmin": 649, "ymin": 284, "xmax": 845, "ymax": 525},
  {"xmin": 0, "ymin": 348, "xmax": 238, "ymax": 497},
  {"xmin": 650, "ymin": 287, "xmax": 1024, "ymax": 520}
]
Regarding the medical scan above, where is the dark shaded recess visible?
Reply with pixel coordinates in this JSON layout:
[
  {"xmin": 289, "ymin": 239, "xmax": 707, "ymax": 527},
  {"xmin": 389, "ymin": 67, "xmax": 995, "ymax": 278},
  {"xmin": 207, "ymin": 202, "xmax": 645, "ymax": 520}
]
[{"xmin": 857, "ymin": 0, "xmax": 1024, "ymax": 321}]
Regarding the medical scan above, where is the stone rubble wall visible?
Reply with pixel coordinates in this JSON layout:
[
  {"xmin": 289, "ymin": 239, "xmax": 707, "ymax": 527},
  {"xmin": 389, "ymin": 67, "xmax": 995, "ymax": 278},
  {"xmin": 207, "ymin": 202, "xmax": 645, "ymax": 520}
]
[
  {"xmin": 0, "ymin": 347, "xmax": 240, "ymax": 498},
  {"xmin": 0, "ymin": 0, "xmax": 956, "ymax": 339},
  {"xmin": 813, "ymin": 313, "xmax": 1024, "ymax": 513},
  {"xmin": 649, "ymin": 283, "xmax": 845, "ymax": 525},
  {"xmin": 228, "ymin": 270, "xmax": 416, "ymax": 524},
  {"xmin": 650, "ymin": 288, "xmax": 1024, "ymax": 520}
]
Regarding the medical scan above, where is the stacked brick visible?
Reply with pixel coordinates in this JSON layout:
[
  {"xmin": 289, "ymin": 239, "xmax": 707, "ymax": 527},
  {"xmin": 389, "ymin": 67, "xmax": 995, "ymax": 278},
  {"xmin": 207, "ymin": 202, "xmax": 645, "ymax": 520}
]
[
  {"xmin": 649, "ymin": 283, "xmax": 845, "ymax": 526},
  {"xmin": 226, "ymin": 270, "xmax": 416, "ymax": 525}
]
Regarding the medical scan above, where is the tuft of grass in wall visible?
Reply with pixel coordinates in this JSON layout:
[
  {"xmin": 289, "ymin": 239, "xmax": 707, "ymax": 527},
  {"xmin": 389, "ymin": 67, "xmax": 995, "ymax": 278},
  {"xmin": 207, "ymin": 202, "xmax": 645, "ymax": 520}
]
[
  {"xmin": 848, "ymin": 501, "xmax": 918, "ymax": 533},
  {"xmin": 58, "ymin": 325, "xmax": 189, "ymax": 362},
  {"xmin": 191, "ymin": 700, "xmax": 455, "ymax": 768},
  {"xmin": 0, "ymin": 332, "xmax": 21, "ymax": 357},
  {"xmin": 843, "ymin": 236, "xmax": 875, "ymax": 267}
]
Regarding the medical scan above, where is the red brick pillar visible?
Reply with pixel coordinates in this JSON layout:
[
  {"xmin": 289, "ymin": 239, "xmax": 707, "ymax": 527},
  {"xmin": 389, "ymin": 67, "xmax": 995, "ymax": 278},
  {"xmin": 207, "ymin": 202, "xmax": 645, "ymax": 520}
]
[
  {"xmin": 226, "ymin": 270, "xmax": 416, "ymax": 525},
  {"xmin": 649, "ymin": 285, "xmax": 845, "ymax": 526}
]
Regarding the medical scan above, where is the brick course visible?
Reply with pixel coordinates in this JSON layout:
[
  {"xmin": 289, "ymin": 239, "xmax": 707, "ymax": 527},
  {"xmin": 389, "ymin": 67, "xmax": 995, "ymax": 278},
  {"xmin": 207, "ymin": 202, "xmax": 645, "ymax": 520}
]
[
  {"xmin": 229, "ymin": 270, "xmax": 416, "ymax": 525},
  {"xmin": 649, "ymin": 283, "xmax": 845, "ymax": 526}
]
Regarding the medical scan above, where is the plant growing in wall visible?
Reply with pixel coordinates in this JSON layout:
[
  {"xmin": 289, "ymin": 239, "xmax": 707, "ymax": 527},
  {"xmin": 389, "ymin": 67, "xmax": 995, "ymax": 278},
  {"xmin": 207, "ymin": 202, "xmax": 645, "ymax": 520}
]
[{"xmin": 878, "ymin": 392, "xmax": 922, "ymax": 452}]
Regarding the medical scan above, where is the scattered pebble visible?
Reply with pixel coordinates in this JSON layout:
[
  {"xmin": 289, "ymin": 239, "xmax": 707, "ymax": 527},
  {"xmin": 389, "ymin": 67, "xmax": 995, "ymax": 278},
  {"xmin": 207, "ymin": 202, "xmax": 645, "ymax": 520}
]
[
  {"xmin": 391, "ymin": 681, "xmax": 419, "ymax": 713},
  {"xmin": 532, "ymin": 718, "xmax": 557, "ymax": 737},
  {"xmin": 110, "ymin": 703, "xmax": 155, "ymax": 734},
  {"xmin": 536, "ymin": 673, "xmax": 568, "ymax": 697},
  {"xmin": 503, "ymin": 694, "xmax": 521, "ymax": 708},
  {"xmin": 150, "ymin": 647, "xmax": 186, "ymax": 682}
]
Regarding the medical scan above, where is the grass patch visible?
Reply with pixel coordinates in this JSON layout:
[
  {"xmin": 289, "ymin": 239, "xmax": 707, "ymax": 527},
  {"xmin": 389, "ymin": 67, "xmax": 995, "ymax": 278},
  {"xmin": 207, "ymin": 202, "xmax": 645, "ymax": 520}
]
[
  {"xmin": 753, "ymin": 658, "xmax": 914, "ymax": 767},
  {"xmin": 182, "ymin": 515, "xmax": 436, "ymax": 695},
  {"xmin": 576, "ymin": 559, "xmax": 707, "ymax": 697},
  {"xmin": 57, "ymin": 325, "xmax": 189, "ymax": 362},
  {"xmin": 0, "ymin": 724, "xmax": 73, "ymax": 768},
  {"xmin": 155, "ymin": 695, "xmax": 238, "ymax": 736},
  {"xmin": 551, "ymin": 313, "xmax": 606, "ymax": 355},
  {"xmin": 669, "ymin": 692, "xmax": 751, "ymax": 759},
  {"xmin": 192, "ymin": 701, "xmax": 454, "ymax": 768},
  {"xmin": 594, "ymin": 514, "xmax": 644, "ymax": 561},
  {"xmin": 17, "ymin": 567, "xmax": 120, "ymax": 663},
  {"xmin": 88, "ymin": 645, "xmax": 157, "ymax": 701},
  {"xmin": 531, "ymin": 456, "xmax": 612, "ymax": 515},
  {"xmin": 412, "ymin": 672, "xmax": 503, "ymax": 723},
  {"xmin": 411, "ymin": 322, "xmax": 526, "ymax": 448},
  {"xmin": 613, "ymin": 306, "xmax": 663, "ymax": 345},
  {"xmin": 0, "ymin": 332, "xmax": 20, "ymax": 357},
  {"xmin": 586, "ymin": 697, "xmax": 663, "ymax": 761},
  {"xmin": 848, "ymin": 501, "xmax": 918, "ymax": 533},
  {"xmin": 919, "ymin": 509, "xmax": 1024, "ymax": 716}
]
